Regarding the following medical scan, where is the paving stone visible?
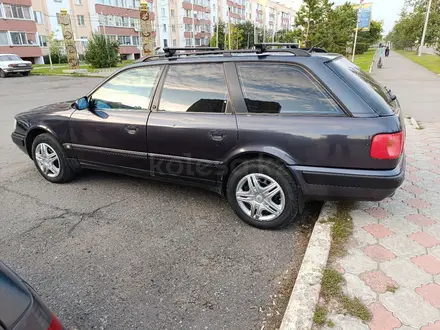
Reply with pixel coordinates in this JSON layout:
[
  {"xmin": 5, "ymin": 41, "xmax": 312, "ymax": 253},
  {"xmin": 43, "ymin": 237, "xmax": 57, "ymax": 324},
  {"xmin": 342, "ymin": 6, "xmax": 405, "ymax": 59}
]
[
  {"xmin": 366, "ymin": 207, "xmax": 391, "ymax": 220},
  {"xmin": 435, "ymin": 275, "xmax": 440, "ymax": 284},
  {"xmin": 380, "ymin": 234, "xmax": 426, "ymax": 258},
  {"xmin": 362, "ymin": 244, "xmax": 396, "ymax": 263},
  {"xmin": 340, "ymin": 249, "xmax": 377, "ymax": 275},
  {"xmin": 405, "ymin": 214, "xmax": 437, "ymax": 227},
  {"xmin": 326, "ymin": 314, "xmax": 369, "ymax": 330},
  {"xmin": 380, "ymin": 289, "xmax": 440, "ymax": 328},
  {"xmin": 424, "ymin": 223, "xmax": 440, "ymax": 240},
  {"xmin": 360, "ymin": 270, "xmax": 397, "ymax": 294},
  {"xmin": 419, "ymin": 192, "xmax": 440, "ymax": 205},
  {"xmin": 411, "ymin": 255, "xmax": 440, "ymax": 275},
  {"xmin": 351, "ymin": 227, "xmax": 377, "ymax": 248},
  {"xmin": 343, "ymin": 273, "xmax": 377, "ymax": 305},
  {"xmin": 416, "ymin": 283, "xmax": 440, "ymax": 309},
  {"xmin": 405, "ymin": 198, "xmax": 431, "ymax": 209},
  {"xmin": 392, "ymin": 189, "xmax": 419, "ymax": 203},
  {"xmin": 397, "ymin": 326, "xmax": 418, "ymax": 330},
  {"xmin": 380, "ymin": 201, "xmax": 418, "ymax": 218},
  {"xmin": 350, "ymin": 209, "xmax": 378, "ymax": 226},
  {"xmin": 429, "ymin": 246, "xmax": 440, "ymax": 259},
  {"xmin": 409, "ymin": 231, "xmax": 440, "ymax": 248},
  {"xmin": 363, "ymin": 224, "xmax": 394, "ymax": 239},
  {"xmin": 421, "ymin": 208, "xmax": 440, "ymax": 221},
  {"xmin": 421, "ymin": 321, "xmax": 440, "ymax": 330},
  {"xmin": 381, "ymin": 258, "xmax": 432, "ymax": 288},
  {"xmin": 380, "ymin": 218, "xmax": 420, "ymax": 235},
  {"xmin": 368, "ymin": 302, "xmax": 401, "ymax": 330},
  {"xmin": 405, "ymin": 173, "xmax": 419, "ymax": 182}
]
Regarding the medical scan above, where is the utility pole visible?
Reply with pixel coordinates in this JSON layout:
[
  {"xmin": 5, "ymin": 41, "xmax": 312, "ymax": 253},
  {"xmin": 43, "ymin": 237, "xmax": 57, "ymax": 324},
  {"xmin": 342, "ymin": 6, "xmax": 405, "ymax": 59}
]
[
  {"xmin": 228, "ymin": 6, "xmax": 231, "ymax": 50},
  {"xmin": 215, "ymin": 20, "xmax": 219, "ymax": 48},
  {"xmin": 253, "ymin": 20, "xmax": 257, "ymax": 46},
  {"xmin": 352, "ymin": 0, "xmax": 363, "ymax": 62},
  {"xmin": 247, "ymin": 32, "xmax": 250, "ymax": 48},
  {"xmin": 192, "ymin": 0, "xmax": 196, "ymax": 47},
  {"xmin": 419, "ymin": 0, "xmax": 433, "ymax": 56}
]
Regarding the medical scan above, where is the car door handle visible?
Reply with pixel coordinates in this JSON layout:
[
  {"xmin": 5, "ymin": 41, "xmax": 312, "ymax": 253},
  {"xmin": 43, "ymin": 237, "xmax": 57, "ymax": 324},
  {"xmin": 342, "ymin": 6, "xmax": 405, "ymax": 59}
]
[
  {"xmin": 210, "ymin": 130, "xmax": 226, "ymax": 141},
  {"xmin": 125, "ymin": 125, "xmax": 138, "ymax": 134}
]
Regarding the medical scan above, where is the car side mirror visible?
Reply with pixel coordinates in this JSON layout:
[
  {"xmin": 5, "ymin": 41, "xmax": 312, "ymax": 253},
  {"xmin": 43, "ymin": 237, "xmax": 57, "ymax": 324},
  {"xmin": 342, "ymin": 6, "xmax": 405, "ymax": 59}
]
[{"xmin": 75, "ymin": 97, "xmax": 89, "ymax": 110}]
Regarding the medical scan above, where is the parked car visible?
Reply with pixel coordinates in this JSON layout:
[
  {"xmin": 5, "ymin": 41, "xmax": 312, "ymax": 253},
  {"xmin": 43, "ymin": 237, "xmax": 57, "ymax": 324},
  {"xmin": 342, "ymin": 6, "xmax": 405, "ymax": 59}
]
[
  {"xmin": 0, "ymin": 54, "xmax": 32, "ymax": 78},
  {"xmin": 0, "ymin": 261, "xmax": 64, "ymax": 330},
  {"xmin": 11, "ymin": 44, "xmax": 405, "ymax": 229}
]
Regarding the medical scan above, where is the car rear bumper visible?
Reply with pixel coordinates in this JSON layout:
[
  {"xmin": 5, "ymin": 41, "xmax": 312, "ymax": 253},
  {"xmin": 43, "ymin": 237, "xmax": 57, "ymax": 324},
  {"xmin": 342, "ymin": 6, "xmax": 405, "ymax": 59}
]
[
  {"xmin": 289, "ymin": 156, "xmax": 405, "ymax": 202},
  {"xmin": 11, "ymin": 132, "xmax": 27, "ymax": 154}
]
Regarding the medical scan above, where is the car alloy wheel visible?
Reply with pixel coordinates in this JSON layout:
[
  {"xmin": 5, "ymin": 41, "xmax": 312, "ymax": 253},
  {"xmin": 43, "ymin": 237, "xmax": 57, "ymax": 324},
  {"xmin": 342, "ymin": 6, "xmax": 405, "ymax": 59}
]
[
  {"xmin": 0, "ymin": 70, "xmax": 6, "ymax": 78},
  {"xmin": 34, "ymin": 142, "xmax": 61, "ymax": 178},
  {"xmin": 235, "ymin": 173, "xmax": 285, "ymax": 221}
]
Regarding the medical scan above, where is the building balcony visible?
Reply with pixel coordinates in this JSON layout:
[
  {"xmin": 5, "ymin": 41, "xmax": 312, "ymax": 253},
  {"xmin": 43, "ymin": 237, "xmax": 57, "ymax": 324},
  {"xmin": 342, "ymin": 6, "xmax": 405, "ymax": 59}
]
[
  {"xmin": 195, "ymin": 32, "xmax": 210, "ymax": 39},
  {"xmin": 182, "ymin": 17, "xmax": 210, "ymax": 25},
  {"xmin": 95, "ymin": 4, "xmax": 154, "ymax": 19},
  {"xmin": 0, "ymin": 45, "xmax": 41, "ymax": 58},
  {"xmin": 0, "ymin": 19, "xmax": 37, "ymax": 33},
  {"xmin": 119, "ymin": 45, "xmax": 140, "ymax": 54},
  {"xmin": 182, "ymin": 2, "xmax": 209, "ymax": 13}
]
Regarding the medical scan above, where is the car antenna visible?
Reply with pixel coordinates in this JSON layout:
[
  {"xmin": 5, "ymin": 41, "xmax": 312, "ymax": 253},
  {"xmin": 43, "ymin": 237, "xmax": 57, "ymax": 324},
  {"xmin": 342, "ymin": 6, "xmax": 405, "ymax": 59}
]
[{"xmin": 307, "ymin": 41, "xmax": 324, "ymax": 53}]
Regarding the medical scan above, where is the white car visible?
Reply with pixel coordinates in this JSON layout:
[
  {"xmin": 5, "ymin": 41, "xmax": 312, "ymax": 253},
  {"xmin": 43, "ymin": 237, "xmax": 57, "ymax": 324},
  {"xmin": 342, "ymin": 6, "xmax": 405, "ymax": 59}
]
[{"xmin": 0, "ymin": 54, "xmax": 32, "ymax": 78}]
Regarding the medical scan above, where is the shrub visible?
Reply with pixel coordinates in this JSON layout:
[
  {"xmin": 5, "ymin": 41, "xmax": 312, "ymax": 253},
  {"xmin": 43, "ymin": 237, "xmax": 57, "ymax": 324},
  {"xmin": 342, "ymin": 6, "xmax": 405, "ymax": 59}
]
[
  {"xmin": 355, "ymin": 42, "xmax": 369, "ymax": 54},
  {"xmin": 85, "ymin": 34, "xmax": 119, "ymax": 68}
]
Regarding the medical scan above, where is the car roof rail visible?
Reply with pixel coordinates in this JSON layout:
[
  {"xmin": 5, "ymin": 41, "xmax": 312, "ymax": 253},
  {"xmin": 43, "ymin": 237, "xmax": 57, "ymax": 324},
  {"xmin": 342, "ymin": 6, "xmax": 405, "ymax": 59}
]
[
  {"xmin": 300, "ymin": 47, "xmax": 328, "ymax": 53},
  {"xmin": 254, "ymin": 43, "xmax": 310, "ymax": 56},
  {"xmin": 163, "ymin": 47, "xmax": 220, "ymax": 57}
]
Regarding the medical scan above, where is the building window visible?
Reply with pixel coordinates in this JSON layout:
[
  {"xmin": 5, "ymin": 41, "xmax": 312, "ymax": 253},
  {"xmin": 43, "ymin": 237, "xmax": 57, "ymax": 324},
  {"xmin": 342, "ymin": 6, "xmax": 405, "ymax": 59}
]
[
  {"xmin": 185, "ymin": 38, "xmax": 192, "ymax": 46},
  {"xmin": 76, "ymin": 0, "xmax": 82, "ymax": 4},
  {"xmin": 56, "ymin": 13, "xmax": 61, "ymax": 24},
  {"xmin": 0, "ymin": 5, "xmax": 3, "ymax": 18},
  {"xmin": 172, "ymin": 24, "xmax": 176, "ymax": 32},
  {"xmin": 0, "ymin": 31, "xmax": 8, "ymax": 45},
  {"xmin": 185, "ymin": 24, "xmax": 191, "ymax": 32},
  {"xmin": 185, "ymin": 9, "xmax": 191, "ymax": 17},
  {"xmin": 39, "ymin": 35, "xmax": 48, "ymax": 46},
  {"xmin": 161, "ymin": 8, "xmax": 165, "ymax": 17},
  {"xmin": 78, "ymin": 15, "xmax": 85, "ymax": 26},
  {"xmin": 4, "ymin": 4, "xmax": 31, "ymax": 20},
  {"xmin": 163, "ymin": 39, "xmax": 168, "ymax": 47},
  {"xmin": 171, "ymin": 9, "xmax": 175, "ymax": 17},
  {"xmin": 172, "ymin": 39, "xmax": 176, "ymax": 46},
  {"xmin": 132, "ymin": 35, "xmax": 140, "ymax": 45},
  {"xmin": 10, "ymin": 32, "xmax": 28, "ymax": 45},
  {"xmin": 34, "ymin": 11, "xmax": 44, "ymax": 24},
  {"xmin": 163, "ymin": 24, "xmax": 166, "ymax": 32},
  {"xmin": 118, "ymin": 35, "xmax": 131, "ymax": 45}
]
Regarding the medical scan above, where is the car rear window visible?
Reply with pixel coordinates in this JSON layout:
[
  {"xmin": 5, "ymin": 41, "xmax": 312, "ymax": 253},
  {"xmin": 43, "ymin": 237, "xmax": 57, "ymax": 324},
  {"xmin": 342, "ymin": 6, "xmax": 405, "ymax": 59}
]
[
  {"xmin": 326, "ymin": 57, "xmax": 395, "ymax": 116},
  {"xmin": 0, "ymin": 55, "xmax": 22, "ymax": 61}
]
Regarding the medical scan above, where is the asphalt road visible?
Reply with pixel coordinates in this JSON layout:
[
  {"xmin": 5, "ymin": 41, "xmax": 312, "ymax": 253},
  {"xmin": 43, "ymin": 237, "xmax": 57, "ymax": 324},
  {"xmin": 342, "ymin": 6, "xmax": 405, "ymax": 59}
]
[{"xmin": 0, "ymin": 75, "xmax": 315, "ymax": 330}]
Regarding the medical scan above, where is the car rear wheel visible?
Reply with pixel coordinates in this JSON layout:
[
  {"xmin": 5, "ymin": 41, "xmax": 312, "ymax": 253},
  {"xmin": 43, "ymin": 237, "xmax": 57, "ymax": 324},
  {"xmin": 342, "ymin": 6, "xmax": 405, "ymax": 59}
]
[
  {"xmin": 0, "ymin": 70, "xmax": 7, "ymax": 78},
  {"xmin": 22, "ymin": 71, "xmax": 30, "ymax": 76},
  {"xmin": 31, "ymin": 133, "xmax": 75, "ymax": 183},
  {"xmin": 226, "ymin": 159, "xmax": 300, "ymax": 229}
]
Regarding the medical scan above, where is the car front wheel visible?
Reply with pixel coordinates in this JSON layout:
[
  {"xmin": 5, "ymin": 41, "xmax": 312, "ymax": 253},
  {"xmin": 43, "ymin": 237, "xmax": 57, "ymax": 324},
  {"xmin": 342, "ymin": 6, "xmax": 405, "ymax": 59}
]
[
  {"xmin": 0, "ymin": 70, "xmax": 7, "ymax": 78},
  {"xmin": 226, "ymin": 159, "xmax": 300, "ymax": 229},
  {"xmin": 22, "ymin": 71, "xmax": 30, "ymax": 76},
  {"xmin": 32, "ymin": 133, "xmax": 75, "ymax": 183}
]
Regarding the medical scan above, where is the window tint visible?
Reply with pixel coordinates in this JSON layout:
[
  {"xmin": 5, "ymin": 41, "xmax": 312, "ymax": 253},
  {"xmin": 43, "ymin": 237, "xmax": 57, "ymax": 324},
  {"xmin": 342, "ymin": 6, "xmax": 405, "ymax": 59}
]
[
  {"xmin": 91, "ymin": 66, "xmax": 161, "ymax": 110},
  {"xmin": 159, "ymin": 64, "xmax": 229, "ymax": 113},
  {"xmin": 237, "ymin": 64, "xmax": 341, "ymax": 115}
]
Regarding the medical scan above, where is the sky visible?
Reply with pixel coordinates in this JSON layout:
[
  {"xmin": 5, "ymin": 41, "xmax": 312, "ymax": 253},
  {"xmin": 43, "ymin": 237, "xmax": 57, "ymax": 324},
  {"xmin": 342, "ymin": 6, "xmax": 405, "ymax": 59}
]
[{"xmin": 332, "ymin": 0, "xmax": 406, "ymax": 34}]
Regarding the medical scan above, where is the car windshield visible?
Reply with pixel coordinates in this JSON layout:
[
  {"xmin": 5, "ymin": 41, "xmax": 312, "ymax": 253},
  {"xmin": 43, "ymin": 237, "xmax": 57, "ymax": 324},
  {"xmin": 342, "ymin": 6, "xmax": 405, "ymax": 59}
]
[{"xmin": 0, "ymin": 55, "xmax": 22, "ymax": 61}]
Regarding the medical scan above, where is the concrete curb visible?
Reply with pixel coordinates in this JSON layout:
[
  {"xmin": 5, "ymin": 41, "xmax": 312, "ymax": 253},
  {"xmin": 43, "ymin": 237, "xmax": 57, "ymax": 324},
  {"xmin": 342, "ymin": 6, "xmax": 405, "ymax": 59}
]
[
  {"xmin": 409, "ymin": 117, "xmax": 420, "ymax": 129},
  {"xmin": 280, "ymin": 202, "xmax": 336, "ymax": 330}
]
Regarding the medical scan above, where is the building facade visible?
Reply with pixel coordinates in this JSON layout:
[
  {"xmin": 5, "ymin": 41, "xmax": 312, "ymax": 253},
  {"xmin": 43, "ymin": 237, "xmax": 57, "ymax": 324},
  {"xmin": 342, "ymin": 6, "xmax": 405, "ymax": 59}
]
[{"xmin": 1, "ymin": 0, "xmax": 298, "ymax": 63}]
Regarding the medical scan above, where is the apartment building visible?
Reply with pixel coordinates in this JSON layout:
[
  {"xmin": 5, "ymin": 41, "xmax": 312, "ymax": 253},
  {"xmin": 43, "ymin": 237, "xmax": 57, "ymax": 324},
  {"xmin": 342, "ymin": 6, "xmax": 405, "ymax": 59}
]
[{"xmin": 1, "ymin": 0, "xmax": 298, "ymax": 63}]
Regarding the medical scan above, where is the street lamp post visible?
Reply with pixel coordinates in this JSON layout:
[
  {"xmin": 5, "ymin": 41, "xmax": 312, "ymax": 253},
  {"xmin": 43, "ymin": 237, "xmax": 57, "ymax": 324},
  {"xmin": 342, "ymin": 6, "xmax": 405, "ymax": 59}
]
[
  {"xmin": 418, "ymin": 0, "xmax": 433, "ymax": 56},
  {"xmin": 352, "ymin": 0, "xmax": 363, "ymax": 62}
]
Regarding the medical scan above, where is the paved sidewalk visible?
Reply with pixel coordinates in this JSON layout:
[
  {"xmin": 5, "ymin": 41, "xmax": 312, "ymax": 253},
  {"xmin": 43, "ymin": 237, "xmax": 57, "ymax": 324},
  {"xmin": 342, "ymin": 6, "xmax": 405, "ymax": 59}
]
[{"xmin": 373, "ymin": 51, "xmax": 440, "ymax": 123}]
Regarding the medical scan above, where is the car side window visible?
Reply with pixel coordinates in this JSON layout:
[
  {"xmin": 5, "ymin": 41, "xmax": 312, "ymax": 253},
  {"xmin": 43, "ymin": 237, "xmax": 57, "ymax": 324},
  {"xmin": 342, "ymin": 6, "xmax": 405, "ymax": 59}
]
[
  {"xmin": 236, "ymin": 63, "xmax": 342, "ymax": 115},
  {"xmin": 91, "ymin": 66, "xmax": 161, "ymax": 111},
  {"xmin": 158, "ymin": 63, "xmax": 229, "ymax": 113}
]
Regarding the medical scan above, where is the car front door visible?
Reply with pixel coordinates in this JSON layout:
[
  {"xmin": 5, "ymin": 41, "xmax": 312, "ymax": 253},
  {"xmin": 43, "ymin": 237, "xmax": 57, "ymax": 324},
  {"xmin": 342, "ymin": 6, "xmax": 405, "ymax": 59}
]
[
  {"xmin": 146, "ymin": 62, "xmax": 237, "ymax": 185},
  {"xmin": 69, "ymin": 65, "xmax": 162, "ymax": 171}
]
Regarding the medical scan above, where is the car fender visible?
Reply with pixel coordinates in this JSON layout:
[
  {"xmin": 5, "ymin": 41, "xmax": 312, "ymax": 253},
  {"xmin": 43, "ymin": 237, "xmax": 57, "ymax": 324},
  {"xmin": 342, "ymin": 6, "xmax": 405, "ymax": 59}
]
[{"xmin": 224, "ymin": 145, "xmax": 298, "ymax": 166}]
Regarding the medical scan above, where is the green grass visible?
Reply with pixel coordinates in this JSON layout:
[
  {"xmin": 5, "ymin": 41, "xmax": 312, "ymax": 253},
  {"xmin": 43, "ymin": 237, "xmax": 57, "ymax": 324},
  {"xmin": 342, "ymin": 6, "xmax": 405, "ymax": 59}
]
[
  {"xmin": 31, "ymin": 60, "xmax": 134, "ymax": 76},
  {"xmin": 324, "ymin": 202, "xmax": 354, "ymax": 258},
  {"xmin": 342, "ymin": 296, "xmax": 372, "ymax": 321},
  {"xmin": 353, "ymin": 49, "xmax": 376, "ymax": 72},
  {"xmin": 396, "ymin": 50, "xmax": 440, "ymax": 75},
  {"xmin": 313, "ymin": 306, "xmax": 328, "ymax": 325}
]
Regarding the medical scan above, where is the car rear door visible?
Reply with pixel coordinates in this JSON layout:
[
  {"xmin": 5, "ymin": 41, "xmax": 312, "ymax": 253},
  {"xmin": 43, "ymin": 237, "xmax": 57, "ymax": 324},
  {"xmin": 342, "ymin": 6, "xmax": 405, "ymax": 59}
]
[
  {"xmin": 69, "ymin": 65, "xmax": 163, "ymax": 171},
  {"xmin": 146, "ymin": 62, "xmax": 238, "ymax": 186}
]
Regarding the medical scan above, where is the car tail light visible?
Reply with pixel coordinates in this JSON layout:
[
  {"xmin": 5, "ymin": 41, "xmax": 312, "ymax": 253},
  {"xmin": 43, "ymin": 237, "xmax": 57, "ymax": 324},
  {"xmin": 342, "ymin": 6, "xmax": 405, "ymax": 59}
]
[
  {"xmin": 48, "ymin": 313, "xmax": 64, "ymax": 330},
  {"xmin": 370, "ymin": 131, "xmax": 404, "ymax": 159}
]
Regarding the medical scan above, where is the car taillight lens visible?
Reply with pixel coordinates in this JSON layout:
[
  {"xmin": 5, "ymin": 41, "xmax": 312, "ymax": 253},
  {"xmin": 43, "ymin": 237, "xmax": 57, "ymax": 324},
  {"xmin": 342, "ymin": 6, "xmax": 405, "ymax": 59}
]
[
  {"xmin": 48, "ymin": 313, "xmax": 64, "ymax": 330},
  {"xmin": 370, "ymin": 131, "xmax": 404, "ymax": 159}
]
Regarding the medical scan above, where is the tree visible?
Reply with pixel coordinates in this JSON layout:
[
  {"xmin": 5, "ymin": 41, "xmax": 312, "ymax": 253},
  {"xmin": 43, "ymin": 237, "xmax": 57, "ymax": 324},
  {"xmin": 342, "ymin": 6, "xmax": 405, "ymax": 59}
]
[
  {"xmin": 48, "ymin": 33, "xmax": 66, "ymax": 64},
  {"xmin": 357, "ymin": 20, "xmax": 384, "ymax": 47},
  {"xmin": 210, "ymin": 20, "xmax": 226, "ymax": 49},
  {"xmin": 85, "ymin": 34, "xmax": 119, "ymax": 68},
  {"xmin": 275, "ymin": 29, "xmax": 301, "ymax": 43}
]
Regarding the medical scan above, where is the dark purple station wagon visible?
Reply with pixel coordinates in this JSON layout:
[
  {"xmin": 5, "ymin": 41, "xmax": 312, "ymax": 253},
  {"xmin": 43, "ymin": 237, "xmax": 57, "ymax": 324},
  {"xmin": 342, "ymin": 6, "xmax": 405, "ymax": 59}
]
[{"xmin": 11, "ymin": 44, "xmax": 405, "ymax": 229}]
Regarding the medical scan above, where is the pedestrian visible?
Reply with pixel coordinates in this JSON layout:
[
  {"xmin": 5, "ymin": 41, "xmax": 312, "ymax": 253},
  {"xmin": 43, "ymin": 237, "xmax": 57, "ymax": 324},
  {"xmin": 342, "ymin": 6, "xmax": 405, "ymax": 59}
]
[
  {"xmin": 377, "ymin": 45, "xmax": 384, "ymax": 68},
  {"xmin": 385, "ymin": 45, "xmax": 390, "ymax": 57}
]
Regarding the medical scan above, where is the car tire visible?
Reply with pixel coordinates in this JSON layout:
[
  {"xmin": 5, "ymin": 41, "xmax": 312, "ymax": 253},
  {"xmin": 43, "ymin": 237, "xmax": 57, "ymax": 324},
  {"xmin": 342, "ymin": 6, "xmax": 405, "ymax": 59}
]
[
  {"xmin": 0, "ymin": 70, "xmax": 7, "ymax": 78},
  {"xmin": 22, "ymin": 71, "xmax": 30, "ymax": 76},
  {"xmin": 31, "ymin": 133, "xmax": 75, "ymax": 183},
  {"xmin": 226, "ymin": 159, "xmax": 300, "ymax": 229}
]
